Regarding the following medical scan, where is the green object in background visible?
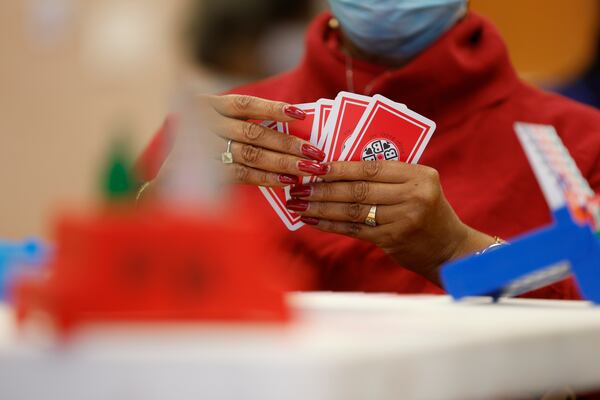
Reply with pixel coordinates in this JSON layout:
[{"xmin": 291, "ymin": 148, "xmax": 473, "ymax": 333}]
[{"xmin": 102, "ymin": 138, "xmax": 137, "ymax": 202}]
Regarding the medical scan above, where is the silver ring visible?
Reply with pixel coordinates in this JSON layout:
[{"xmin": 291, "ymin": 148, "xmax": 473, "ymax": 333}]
[
  {"xmin": 365, "ymin": 205, "xmax": 377, "ymax": 227},
  {"xmin": 221, "ymin": 139, "xmax": 234, "ymax": 164}
]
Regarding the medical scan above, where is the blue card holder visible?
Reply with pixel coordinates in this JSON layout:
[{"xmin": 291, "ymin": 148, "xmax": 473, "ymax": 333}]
[{"xmin": 441, "ymin": 207, "xmax": 600, "ymax": 304}]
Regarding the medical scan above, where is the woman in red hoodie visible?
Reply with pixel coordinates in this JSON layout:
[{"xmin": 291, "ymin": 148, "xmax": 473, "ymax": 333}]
[{"xmin": 138, "ymin": 1, "xmax": 600, "ymax": 300}]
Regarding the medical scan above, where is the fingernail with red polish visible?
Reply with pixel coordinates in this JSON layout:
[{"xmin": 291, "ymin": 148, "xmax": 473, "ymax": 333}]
[
  {"xmin": 290, "ymin": 184, "xmax": 312, "ymax": 197},
  {"xmin": 297, "ymin": 160, "xmax": 329, "ymax": 176},
  {"xmin": 286, "ymin": 199, "xmax": 309, "ymax": 212},
  {"xmin": 278, "ymin": 174, "xmax": 299, "ymax": 185},
  {"xmin": 284, "ymin": 105, "xmax": 306, "ymax": 120},
  {"xmin": 302, "ymin": 144, "xmax": 326, "ymax": 161},
  {"xmin": 301, "ymin": 217, "xmax": 320, "ymax": 226}
]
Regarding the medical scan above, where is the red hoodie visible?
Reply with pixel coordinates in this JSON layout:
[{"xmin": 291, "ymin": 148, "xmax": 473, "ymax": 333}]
[{"xmin": 139, "ymin": 12, "xmax": 600, "ymax": 300}]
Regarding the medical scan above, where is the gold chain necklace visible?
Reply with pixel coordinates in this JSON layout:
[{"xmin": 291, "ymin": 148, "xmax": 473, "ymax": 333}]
[
  {"xmin": 344, "ymin": 54, "xmax": 380, "ymax": 95},
  {"xmin": 330, "ymin": 17, "xmax": 382, "ymax": 96}
]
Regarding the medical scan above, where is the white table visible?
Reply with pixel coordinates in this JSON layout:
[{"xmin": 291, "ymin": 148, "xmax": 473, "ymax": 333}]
[{"xmin": 1, "ymin": 292, "xmax": 600, "ymax": 400}]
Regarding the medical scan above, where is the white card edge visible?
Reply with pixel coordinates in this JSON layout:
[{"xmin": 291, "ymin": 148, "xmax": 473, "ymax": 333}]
[{"xmin": 258, "ymin": 186, "xmax": 305, "ymax": 231}]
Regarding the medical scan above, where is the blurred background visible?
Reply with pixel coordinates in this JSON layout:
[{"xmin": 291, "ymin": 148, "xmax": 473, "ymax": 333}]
[{"xmin": 1, "ymin": 0, "xmax": 599, "ymax": 239}]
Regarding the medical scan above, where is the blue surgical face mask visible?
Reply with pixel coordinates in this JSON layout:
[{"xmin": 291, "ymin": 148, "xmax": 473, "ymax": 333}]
[{"xmin": 328, "ymin": 0, "xmax": 468, "ymax": 61}]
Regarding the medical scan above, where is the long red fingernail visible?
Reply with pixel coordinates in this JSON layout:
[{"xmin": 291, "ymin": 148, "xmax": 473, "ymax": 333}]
[
  {"xmin": 278, "ymin": 174, "xmax": 299, "ymax": 185},
  {"xmin": 301, "ymin": 217, "xmax": 319, "ymax": 225},
  {"xmin": 297, "ymin": 160, "xmax": 329, "ymax": 175},
  {"xmin": 302, "ymin": 144, "xmax": 326, "ymax": 161},
  {"xmin": 290, "ymin": 184, "xmax": 312, "ymax": 197},
  {"xmin": 284, "ymin": 105, "xmax": 306, "ymax": 120},
  {"xmin": 286, "ymin": 199, "xmax": 309, "ymax": 212}
]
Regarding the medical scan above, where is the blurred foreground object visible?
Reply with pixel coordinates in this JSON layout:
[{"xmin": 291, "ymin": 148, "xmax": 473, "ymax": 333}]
[
  {"xmin": 1, "ymin": 0, "xmax": 183, "ymax": 239},
  {"xmin": 153, "ymin": 86, "xmax": 226, "ymax": 205},
  {"xmin": 14, "ymin": 120, "xmax": 299, "ymax": 335},
  {"xmin": 0, "ymin": 239, "xmax": 48, "ymax": 301},
  {"xmin": 442, "ymin": 123, "xmax": 600, "ymax": 303},
  {"xmin": 3, "ymin": 293, "xmax": 600, "ymax": 399},
  {"xmin": 15, "ymin": 206, "xmax": 295, "ymax": 334}
]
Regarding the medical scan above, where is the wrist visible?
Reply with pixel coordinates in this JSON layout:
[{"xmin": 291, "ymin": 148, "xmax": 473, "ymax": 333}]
[
  {"xmin": 421, "ymin": 226, "xmax": 496, "ymax": 287},
  {"xmin": 423, "ymin": 222, "xmax": 471, "ymax": 286},
  {"xmin": 449, "ymin": 226, "xmax": 497, "ymax": 262}
]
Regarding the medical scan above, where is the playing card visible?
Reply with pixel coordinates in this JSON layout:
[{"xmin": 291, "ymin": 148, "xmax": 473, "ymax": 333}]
[
  {"xmin": 259, "ymin": 184, "xmax": 304, "ymax": 231},
  {"xmin": 278, "ymin": 102, "xmax": 319, "ymax": 188},
  {"xmin": 257, "ymin": 94, "xmax": 435, "ymax": 231},
  {"xmin": 313, "ymin": 99, "xmax": 335, "ymax": 151},
  {"xmin": 340, "ymin": 95, "xmax": 435, "ymax": 164},
  {"xmin": 303, "ymin": 99, "xmax": 334, "ymax": 184},
  {"xmin": 260, "ymin": 102, "xmax": 332, "ymax": 231},
  {"xmin": 322, "ymin": 92, "xmax": 374, "ymax": 162},
  {"xmin": 277, "ymin": 102, "xmax": 318, "ymax": 144},
  {"xmin": 257, "ymin": 120, "xmax": 305, "ymax": 231}
]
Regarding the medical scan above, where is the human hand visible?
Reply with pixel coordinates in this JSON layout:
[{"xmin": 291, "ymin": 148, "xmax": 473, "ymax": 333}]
[
  {"xmin": 202, "ymin": 94, "xmax": 328, "ymax": 186},
  {"xmin": 286, "ymin": 160, "xmax": 495, "ymax": 284}
]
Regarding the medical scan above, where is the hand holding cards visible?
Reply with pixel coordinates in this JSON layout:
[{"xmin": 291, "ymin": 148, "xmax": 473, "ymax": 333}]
[
  {"xmin": 163, "ymin": 93, "xmax": 484, "ymax": 284},
  {"xmin": 259, "ymin": 92, "xmax": 436, "ymax": 231}
]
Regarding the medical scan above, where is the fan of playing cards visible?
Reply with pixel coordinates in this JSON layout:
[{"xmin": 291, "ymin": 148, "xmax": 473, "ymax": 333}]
[{"xmin": 259, "ymin": 92, "xmax": 437, "ymax": 231}]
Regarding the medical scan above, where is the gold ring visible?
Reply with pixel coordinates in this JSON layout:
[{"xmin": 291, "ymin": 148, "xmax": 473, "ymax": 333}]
[
  {"xmin": 365, "ymin": 205, "xmax": 377, "ymax": 227},
  {"xmin": 221, "ymin": 139, "xmax": 233, "ymax": 164}
]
